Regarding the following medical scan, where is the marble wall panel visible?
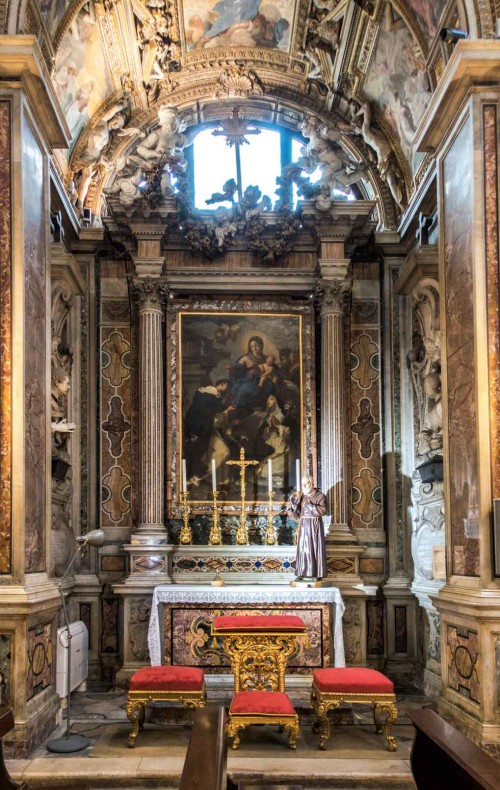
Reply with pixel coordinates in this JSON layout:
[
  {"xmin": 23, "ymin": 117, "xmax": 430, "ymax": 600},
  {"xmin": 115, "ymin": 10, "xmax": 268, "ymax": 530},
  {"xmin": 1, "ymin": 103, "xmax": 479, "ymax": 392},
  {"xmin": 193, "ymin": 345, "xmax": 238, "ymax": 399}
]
[
  {"xmin": 100, "ymin": 307, "xmax": 131, "ymax": 530},
  {"xmin": 101, "ymin": 596, "xmax": 119, "ymax": 655},
  {"xmin": 496, "ymin": 637, "xmax": 500, "ymax": 708},
  {"xmin": 27, "ymin": 622, "xmax": 52, "ymax": 700},
  {"xmin": 0, "ymin": 101, "xmax": 12, "ymax": 574},
  {"xmin": 484, "ymin": 105, "xmax": 500, "ymax": 498},
  {"xmin": 394, "ymin": 606, "xmax": 408, "ymax": 654},
  {"xmin": 366, "ymin": 599, "xmax": 384, "ymax": 655},
  {"xmin": 350, "ymin": 307, "xmax": 383, "ymax": 531},
  {"xmin": 79, "ymin": 603, "xmax": 91, "ymax": 650},
  {"xmin": 0, "ymin": 634, "xmax": 11, "ymax": 705},
  {"xmin": 23, "ymin": 117, "xmax": 47, "ymax": 573},
  {"xmin": 443, "ymin": 116, "xmax": 479, "ymax": 576},
  {"xmin": 446, "ymin": 625, "xmax": 480, "ymax": 704}
]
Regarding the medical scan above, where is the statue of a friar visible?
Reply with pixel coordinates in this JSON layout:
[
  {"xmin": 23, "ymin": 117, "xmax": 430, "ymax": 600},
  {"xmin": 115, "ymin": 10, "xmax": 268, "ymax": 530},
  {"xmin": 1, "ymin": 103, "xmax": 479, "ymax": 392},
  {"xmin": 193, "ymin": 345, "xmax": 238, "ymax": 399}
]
[{"xmin": 288, "ymin": 474, "xmax": 327, "ymax": 582}]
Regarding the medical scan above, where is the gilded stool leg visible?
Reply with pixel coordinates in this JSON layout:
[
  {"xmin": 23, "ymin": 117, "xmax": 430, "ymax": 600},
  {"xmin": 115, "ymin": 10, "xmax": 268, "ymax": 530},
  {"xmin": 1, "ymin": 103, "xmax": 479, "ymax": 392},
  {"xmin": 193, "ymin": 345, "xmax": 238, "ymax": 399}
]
[
  {"xmin": 311, "ymin": 688, "xmax": 321, "ymax": 733},
  {"xmin": 318, "ymin": 700, "xmax": 337, "ymax": 751},
  {"xmin": 286, "ymin": 719, "xmax": 299, "ymax": 750},
  {"xmin": 374, "ymin": 702, "xmax": 398, "ymax": 752},
  {"xmin": 373, "ymin": 703, "xmax": 382, "ymax": 734},
  {"xmin": 126, "ymin": 699, "xmax": 145, "ymax": 748},
  {"xmin": 227, "ymin": 718, "xmax": 245, "ymax": 750},
  {"xmin": 138, "ymin": 702, "xmax": 146, "ymax": 731}
]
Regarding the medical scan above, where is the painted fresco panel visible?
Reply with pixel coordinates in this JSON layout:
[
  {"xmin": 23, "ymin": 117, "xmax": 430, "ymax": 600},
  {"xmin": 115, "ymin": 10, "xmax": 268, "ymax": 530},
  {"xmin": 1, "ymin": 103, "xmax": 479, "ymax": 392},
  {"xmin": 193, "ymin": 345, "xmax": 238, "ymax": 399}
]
[
  {"xmin": 182, "ymin": 0, "xmax": 294, "ymax": 51},
  {"xmin": 52, "ymin": 3, "xmax": 113, "ymax": 144},
  {"xmin": 443, "ymin": 117, "xmax": 479, "ymax": 577},
  {"xmin": 23, "ymin": 118, "xmax": 46, "ymax": 574},
  {"xmin": 350, "ymin": 318, "xmax": 382, "ymax": 531},
  {"xmin": 178, "ymin": 310, "xmax": 309, "ymax": 505},
  {"xmin": 0, "ymin": 101, "xmax": 11, "ymax": 575},
  {"xmin": 364, "ymin": 24, "xmax": 431, "ymax": 167},
  {"xmin": 40, "ymin": 0, "xmax": 71, "ymax": 37},
  {"xmin": 100, "ymin": 312, "xmax": 132, "ymax": 529},
  {"xmin": 405, "ymin": 0, "xmax": 447, "ymax": 39},
  {"xmin": 164, "ymin": 604, "xmax": 329, "ymax": 672}
]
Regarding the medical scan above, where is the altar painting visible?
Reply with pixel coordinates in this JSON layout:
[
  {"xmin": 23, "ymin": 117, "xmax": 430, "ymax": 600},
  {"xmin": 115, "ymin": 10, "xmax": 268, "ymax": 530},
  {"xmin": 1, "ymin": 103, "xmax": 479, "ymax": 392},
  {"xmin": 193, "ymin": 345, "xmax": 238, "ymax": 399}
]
[
  {"xmin": 182, "ymin": 0, "xmax": 294, "ymax": 51},
  {"xmin": 165, "ymin": 605, "xmax": 329, "ymax": 672},
  {"xmin": 178, "ymin": 310, "xmax": 306, "ymax": 505}
]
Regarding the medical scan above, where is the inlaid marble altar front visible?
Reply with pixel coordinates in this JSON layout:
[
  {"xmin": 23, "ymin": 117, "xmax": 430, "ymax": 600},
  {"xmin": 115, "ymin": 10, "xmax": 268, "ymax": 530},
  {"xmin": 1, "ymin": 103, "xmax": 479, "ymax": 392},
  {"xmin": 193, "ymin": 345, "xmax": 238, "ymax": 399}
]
[{"xmin": 147, "ymin": 584, "xmax": 345, "ymax": 671}]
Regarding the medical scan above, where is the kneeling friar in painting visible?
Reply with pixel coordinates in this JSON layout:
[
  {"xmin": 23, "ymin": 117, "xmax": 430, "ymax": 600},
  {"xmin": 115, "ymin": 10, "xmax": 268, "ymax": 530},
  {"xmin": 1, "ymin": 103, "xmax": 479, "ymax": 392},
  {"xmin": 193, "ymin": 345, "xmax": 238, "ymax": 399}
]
[{"xmin": 288, "ymin": 475, "xmax": 327, "ymax": 581}]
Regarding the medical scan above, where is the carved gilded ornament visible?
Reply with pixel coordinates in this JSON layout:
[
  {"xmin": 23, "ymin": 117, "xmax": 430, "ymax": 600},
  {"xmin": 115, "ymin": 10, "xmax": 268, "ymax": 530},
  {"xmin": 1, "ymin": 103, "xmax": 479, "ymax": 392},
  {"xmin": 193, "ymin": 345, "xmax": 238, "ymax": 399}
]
[{"xmin": 214, "ymin": 62, "xmax": 264, "ymax": 98}]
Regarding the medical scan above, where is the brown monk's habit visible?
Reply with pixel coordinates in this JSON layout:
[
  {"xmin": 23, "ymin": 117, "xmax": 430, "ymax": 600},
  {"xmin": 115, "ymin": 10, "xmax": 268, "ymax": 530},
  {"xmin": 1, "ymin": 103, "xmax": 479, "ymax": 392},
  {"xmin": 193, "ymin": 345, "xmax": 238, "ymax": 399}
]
[{"xmin": 290, "ymin": 489, "xmax": 327, "ymax": 580}]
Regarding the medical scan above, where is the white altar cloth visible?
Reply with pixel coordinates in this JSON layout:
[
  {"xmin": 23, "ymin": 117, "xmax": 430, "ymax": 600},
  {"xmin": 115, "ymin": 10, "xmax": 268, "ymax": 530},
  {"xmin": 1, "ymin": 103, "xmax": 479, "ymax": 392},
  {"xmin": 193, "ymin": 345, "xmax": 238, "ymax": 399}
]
[{"xmin": 148, "ymin": 584, "xmax": 345, "ymax": 668}]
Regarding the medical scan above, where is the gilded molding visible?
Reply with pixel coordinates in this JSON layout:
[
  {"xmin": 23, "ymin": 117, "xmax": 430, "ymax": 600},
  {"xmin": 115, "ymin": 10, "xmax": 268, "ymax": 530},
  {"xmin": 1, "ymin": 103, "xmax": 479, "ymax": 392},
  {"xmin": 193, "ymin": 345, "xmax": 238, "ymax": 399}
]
[{"xmin": 0, "ymin": 100, "xmax": 11, "ymax": 575}]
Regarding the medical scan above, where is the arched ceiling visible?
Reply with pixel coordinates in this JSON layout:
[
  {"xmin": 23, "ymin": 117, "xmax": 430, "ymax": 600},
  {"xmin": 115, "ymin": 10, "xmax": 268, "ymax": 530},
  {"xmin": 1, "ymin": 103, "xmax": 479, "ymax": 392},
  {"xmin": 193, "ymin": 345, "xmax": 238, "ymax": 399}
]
[{"xmin": 6, "ymin": 0, "xmax": 494, "ymax": 228}]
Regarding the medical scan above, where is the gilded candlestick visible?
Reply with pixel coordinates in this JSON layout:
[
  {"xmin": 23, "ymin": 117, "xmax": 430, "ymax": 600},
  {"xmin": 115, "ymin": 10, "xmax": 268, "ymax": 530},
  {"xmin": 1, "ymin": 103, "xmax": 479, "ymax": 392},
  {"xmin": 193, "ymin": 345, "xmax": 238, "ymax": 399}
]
[
  {"xmin": 179, "ymin": 491, "xmax": 192, "ymax": 545},
  {"xmin": 264, "ymin": 490, "xmax": 277, "ymax": 545},
  {"xmin": 209, "ymin": 490, "xmax": 222, "ymax": 545}
]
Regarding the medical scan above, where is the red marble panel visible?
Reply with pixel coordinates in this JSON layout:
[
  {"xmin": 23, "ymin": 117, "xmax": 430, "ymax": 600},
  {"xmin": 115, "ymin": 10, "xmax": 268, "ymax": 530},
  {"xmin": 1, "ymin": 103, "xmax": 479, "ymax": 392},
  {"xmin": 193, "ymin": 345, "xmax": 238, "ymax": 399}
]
[
  {"xmin": 23, "ymin": 117, "xmax": 46, "ymax": 573},
  {"xmin": 443, "ymin": 116, "xmax": 479, "ymax": 576},
  {"xmin": 100, "ymin": 321, "xmax": 131, "ymax": 528},
  {"xmin": 350, "ymin": 320, "xmax": 382, "ymax": 530},
  {"xmin": 483, "ymin": 105, "xmax": 500, "ymax": 498},
  {"xmin": 0, "ymin": 101, "xmax": 11, "ymax": 574}
]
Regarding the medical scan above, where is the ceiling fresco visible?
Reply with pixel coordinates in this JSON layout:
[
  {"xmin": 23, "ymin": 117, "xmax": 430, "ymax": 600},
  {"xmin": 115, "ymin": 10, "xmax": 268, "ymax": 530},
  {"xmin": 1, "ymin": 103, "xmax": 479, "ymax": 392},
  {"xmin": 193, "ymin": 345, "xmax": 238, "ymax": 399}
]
[{"xmin": 17, "ymin": 0, "xmax": 481, "ymax": 228}]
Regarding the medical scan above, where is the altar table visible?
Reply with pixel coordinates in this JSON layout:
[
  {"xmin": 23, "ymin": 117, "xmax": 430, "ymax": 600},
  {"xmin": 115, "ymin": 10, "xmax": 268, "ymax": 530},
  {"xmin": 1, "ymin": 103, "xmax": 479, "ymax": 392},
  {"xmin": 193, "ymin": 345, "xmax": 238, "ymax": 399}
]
[{"xmin": 147, "ymin": 584, "xmax": 345, "ymax": 669}]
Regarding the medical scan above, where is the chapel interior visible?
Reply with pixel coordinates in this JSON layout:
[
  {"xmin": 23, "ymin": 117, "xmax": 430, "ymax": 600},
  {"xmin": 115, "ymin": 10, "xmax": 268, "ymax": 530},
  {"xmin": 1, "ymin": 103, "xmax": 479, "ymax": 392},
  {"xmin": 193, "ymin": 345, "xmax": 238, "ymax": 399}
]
[{"xmin": 1, "ymin": 0, "xmax": 500, "ymax": 787}]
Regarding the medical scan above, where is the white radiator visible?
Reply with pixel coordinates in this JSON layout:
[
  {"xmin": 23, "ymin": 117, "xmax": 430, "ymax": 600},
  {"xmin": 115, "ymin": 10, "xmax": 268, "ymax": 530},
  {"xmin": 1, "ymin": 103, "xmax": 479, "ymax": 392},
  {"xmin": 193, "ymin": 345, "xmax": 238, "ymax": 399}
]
[{"xmin": 56, "ymin": 620, "xmax": 89, "ymax": 698}]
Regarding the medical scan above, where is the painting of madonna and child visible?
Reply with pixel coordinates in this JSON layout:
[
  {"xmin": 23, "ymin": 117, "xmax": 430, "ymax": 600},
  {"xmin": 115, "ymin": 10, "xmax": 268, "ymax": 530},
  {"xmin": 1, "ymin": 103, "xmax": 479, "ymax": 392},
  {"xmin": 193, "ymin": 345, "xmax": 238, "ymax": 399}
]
[{"xmin": 179, "ymin": 312, "xmax": 307, "ymax": 505}]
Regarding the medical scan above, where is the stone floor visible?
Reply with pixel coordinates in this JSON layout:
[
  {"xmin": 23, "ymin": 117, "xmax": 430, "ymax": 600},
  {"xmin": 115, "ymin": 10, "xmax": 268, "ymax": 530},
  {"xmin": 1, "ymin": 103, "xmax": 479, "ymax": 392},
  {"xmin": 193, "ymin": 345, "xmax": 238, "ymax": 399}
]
[{"xmin": 6, "ymin": 687, "xmax": 425, "ymax": 789}]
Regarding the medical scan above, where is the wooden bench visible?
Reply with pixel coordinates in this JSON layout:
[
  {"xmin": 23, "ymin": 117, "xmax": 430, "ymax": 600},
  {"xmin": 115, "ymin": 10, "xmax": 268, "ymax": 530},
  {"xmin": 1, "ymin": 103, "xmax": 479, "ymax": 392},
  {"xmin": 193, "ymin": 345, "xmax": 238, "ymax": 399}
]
[
  {"xmin": 409, "ymin": 708, "xmax": 500, "ymax": 790},
  {"xmin": 0, "ymin": 706, "xmax": 28, "ymax": 790}
]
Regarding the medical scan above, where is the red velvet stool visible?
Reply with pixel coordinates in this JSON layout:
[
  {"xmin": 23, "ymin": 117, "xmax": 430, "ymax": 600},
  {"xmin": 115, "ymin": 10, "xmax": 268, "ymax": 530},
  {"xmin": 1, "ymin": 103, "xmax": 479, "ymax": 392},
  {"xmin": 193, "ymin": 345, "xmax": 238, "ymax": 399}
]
[
  {"xmin": 311, "ymin": 667, "xmax": 398, "ymax": 751},
  {"xmin": 126, "ymin": 666, "xmax": 206, "ymax": 747},
  {"xmin": 212, "ymin": 615, "xmax": 308, "ymax": 750}
]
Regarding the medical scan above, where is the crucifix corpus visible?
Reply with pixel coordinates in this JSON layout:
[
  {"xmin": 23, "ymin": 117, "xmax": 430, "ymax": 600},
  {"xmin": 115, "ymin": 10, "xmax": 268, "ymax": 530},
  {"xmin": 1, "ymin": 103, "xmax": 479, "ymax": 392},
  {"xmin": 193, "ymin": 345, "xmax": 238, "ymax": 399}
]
[{"xmin": 226, "ymin": 446, "xmax": 259, "ymax": 545}]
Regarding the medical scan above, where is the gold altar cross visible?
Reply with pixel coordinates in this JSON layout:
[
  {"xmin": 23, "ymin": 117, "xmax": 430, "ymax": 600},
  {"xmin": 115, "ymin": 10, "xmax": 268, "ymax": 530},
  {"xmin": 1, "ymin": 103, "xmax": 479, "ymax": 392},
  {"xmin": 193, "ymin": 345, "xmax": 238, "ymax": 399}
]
[{"xmin": 226, "ymin": 447, "xmax": 259, "ymax": 545}]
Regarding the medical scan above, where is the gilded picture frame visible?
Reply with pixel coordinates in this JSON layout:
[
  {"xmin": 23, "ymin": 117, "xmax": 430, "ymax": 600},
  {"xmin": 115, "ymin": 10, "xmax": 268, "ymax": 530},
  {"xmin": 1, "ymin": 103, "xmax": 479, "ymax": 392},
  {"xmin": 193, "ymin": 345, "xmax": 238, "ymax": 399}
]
[{"xmin": 167, "ymin": 299, "xmax": 316, "ymax": 512}]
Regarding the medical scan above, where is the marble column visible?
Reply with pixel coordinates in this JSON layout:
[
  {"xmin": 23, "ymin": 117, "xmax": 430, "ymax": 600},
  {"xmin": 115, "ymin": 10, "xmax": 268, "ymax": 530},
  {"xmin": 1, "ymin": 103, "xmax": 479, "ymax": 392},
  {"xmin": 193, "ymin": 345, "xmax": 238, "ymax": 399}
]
[
  {"xmin": 134, "ymin": 278, "xmax": 168, "ymax": 535},
  {"xmin": 319, "ymin": 279, "xmax": 355, "ymax": 542}
]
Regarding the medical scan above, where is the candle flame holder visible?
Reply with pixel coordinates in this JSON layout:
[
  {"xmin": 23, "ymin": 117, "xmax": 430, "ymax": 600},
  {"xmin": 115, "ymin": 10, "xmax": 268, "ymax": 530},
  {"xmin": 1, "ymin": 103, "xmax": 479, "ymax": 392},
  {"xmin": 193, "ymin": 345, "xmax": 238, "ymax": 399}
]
[
  {"xmin": 264, "ymin": 490, "xmax": 277, "ymax": 545},
  {"xmin": 209, "ymin": 490, "xmax": 222, "ymax": 545},
  {"xmin": 179, "ymin": 491, "xmax": 192, "ymax": 545}
]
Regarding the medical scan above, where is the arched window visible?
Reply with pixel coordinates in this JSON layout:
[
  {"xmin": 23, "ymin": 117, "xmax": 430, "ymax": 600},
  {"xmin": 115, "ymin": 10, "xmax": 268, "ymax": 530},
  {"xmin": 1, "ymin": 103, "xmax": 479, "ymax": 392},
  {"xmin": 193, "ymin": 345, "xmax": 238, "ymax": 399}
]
[{"xmin": 185, "ymin": 116, "xmax": 358, "ymax": 211}]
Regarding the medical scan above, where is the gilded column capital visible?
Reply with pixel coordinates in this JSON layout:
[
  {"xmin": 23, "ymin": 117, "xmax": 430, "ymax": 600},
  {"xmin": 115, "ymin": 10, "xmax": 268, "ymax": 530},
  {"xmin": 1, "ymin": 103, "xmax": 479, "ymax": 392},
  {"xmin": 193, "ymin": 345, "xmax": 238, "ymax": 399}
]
[
  {"xmin": 130, "ymin": 277, "xmax": 169, "ymax": 312},
  {"xmin": 317, "ymin": 278, "xmax": 352, "ymax": 317}
]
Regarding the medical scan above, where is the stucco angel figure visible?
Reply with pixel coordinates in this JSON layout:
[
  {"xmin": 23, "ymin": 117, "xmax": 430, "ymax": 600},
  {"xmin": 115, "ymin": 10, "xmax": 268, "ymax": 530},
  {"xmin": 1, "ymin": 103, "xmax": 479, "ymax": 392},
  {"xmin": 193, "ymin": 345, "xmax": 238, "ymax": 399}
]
[
  {"xmin": 71, "ymin": 99, "xmax": 144, "ymax": 213},
  {"xmin": 299, "ymin": 114, "xmax": 366, "ymax": 208},
  {"xmin": 133, "ymin": 105, "xmax": 190, "ymax": 165},
  {"xmin": 349, "ymin": 100, "xmax": 405, "ymax": 211},
  {"xmin": 416, "ymin": 371, "xmax": 443, "ymax": 457},
  {"xmin": 210, "ymin": 206, "xmax": 238, "ymax": 248},
  {"xmin": 288, "ymin": 474, "xmax": 327, "ymax": 581},
  {"xmin": 104, "ymin": 160, "xmax": 144, "ymax": 211}
]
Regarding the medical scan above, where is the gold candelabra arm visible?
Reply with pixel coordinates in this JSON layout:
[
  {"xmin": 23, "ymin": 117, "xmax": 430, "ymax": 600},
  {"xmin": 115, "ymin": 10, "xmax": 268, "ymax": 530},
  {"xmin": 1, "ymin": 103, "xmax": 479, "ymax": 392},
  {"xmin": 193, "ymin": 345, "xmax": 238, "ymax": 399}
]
[
  {"xmin": 264, "ymin": 490, "xmax": 277, "ymax": 545},
  {"xmin": 209, "ymin": 490, "xmax": 222, "ymax": 545},
  {"xmin": 179, "ymin": 491, "xmax": 192, "ymax": 545}
]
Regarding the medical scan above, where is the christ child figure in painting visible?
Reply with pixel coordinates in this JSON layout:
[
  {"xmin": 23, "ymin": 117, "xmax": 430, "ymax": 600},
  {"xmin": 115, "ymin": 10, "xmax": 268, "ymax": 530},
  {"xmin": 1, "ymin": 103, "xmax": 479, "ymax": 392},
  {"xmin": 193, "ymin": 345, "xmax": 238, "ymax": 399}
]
[{"xmin": 288, "ymin": 475, "xmax": 327, "ymax": 581}]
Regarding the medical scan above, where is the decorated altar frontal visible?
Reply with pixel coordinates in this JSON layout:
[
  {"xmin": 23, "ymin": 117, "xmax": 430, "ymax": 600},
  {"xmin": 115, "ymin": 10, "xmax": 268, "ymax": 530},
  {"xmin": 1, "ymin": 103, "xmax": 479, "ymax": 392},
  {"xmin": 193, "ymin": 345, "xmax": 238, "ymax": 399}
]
[{"xmin": 147, "ymin": 584, "xmax": 345, "ymax": 672}]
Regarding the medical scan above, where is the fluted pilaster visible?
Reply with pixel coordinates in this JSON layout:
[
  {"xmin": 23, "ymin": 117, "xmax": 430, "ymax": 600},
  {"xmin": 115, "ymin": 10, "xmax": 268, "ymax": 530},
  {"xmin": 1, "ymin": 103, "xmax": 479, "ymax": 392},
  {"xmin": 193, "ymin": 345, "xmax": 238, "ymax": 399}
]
[
  {"xmin": 133, "ymin": 278, "xmax": 169, "ymax": 534},
  {"xmin": 319, "ymin": 279, "xmax": 355, "ymax": 541}
]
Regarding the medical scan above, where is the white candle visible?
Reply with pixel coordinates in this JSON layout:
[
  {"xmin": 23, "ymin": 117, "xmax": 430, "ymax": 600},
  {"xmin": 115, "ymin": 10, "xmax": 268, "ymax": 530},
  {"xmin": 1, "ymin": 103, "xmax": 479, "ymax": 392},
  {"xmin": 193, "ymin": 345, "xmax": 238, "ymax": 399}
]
[
  {"xmin": 211, "ymin": 459, "xmax": 217, "ymax": 491},
  {"xmin": 182, "ymin": 459, "xmax": 187, "ymax": 493},
  {"xmin": 296, "ymin": 459, "xmax": 300, "ymax": 490},
  {"xmin": 268, "ymin": 458, "xmax": 273, "ymax": 493}
]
